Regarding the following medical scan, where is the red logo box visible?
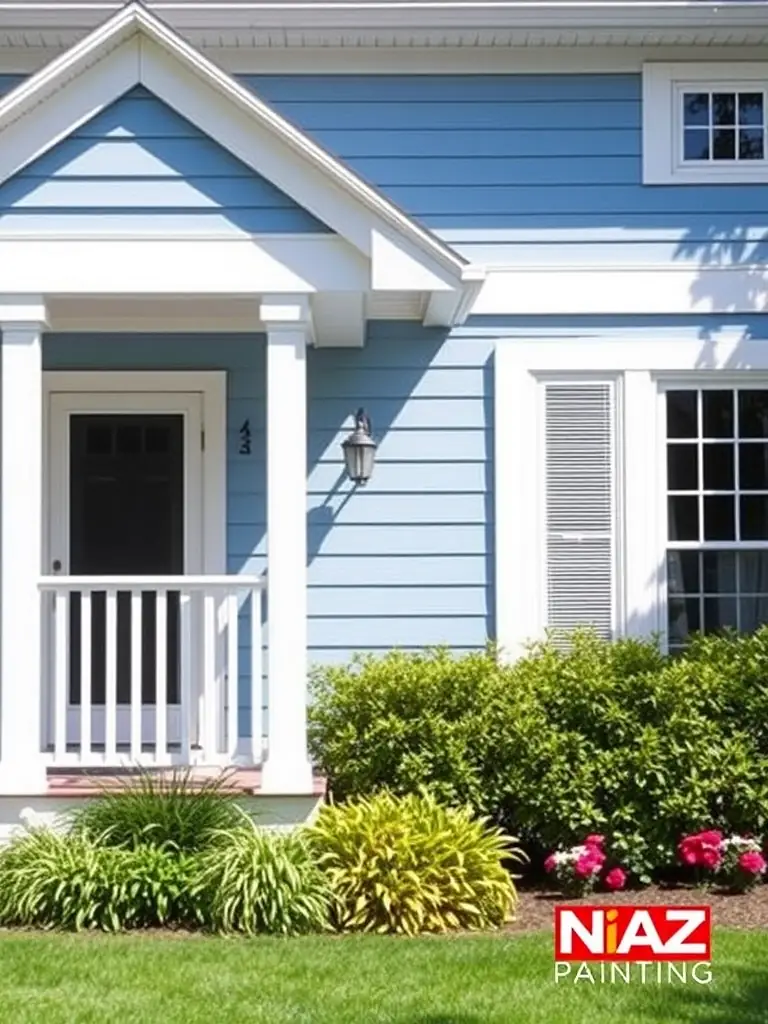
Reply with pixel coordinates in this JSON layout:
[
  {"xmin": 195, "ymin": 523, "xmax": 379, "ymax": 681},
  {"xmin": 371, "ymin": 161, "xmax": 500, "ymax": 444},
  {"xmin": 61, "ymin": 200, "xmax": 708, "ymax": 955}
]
[{"xmin": 554, "ymin": 905, "xmax": 711, "ymax": 962}]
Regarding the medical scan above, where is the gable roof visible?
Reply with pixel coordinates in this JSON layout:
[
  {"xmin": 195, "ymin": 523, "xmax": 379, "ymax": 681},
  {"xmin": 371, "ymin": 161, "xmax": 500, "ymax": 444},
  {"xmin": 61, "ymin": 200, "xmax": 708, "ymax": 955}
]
[{"xmin": 0, "ymin": 1, "xmax": 484, "ymax": 324}]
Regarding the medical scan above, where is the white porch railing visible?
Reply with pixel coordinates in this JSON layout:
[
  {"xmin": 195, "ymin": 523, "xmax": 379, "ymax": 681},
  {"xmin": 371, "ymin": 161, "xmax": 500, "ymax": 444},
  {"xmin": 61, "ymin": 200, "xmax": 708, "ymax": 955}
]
[{"xmin": 38, "ymin": 575, "xmax": 265, "ymax": 769}]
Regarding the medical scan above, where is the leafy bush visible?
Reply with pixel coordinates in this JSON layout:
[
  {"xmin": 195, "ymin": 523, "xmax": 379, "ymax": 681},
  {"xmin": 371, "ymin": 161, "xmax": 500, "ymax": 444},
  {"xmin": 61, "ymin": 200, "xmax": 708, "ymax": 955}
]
[
  {"xmin": 189, "ymin": 816, "xmax": 330, "ymax": 935},
  {"xmin": 308, "ymin": 790, "xmax": 521, "ymax": 934},
  {"xmin": 309, "ymin": 630, "xmax": 768, "ymax": 879},
  {"xmin": 71, "ymin": 768, "xmax": 245, "ymax": 852},
  {"xmin": 0, "ymin": 829, "xmax": 193, "ymax": 931}
]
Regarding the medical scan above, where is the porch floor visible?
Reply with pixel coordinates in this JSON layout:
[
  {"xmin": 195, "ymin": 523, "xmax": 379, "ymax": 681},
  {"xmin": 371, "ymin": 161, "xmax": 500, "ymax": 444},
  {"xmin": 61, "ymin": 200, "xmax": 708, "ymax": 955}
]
[{"xmin": 45, "ymin": 766, "xmax": 327, "ymax": 798}]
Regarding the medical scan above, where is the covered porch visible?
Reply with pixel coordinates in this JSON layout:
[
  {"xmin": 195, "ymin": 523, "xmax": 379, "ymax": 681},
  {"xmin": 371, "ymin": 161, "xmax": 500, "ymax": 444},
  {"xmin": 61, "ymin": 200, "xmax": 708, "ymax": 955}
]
[{"xmin": 0, "ymin": 1, "xmax": 480, "ymax": 801}]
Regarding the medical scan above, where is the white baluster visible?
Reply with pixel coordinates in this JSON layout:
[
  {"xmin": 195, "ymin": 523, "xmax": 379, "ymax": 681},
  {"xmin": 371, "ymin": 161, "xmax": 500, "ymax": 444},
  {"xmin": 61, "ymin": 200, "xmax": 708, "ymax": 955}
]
[
  {"xmin": 251, "ymin": 586, "xmax": 263, "ymax": 764},
  {"xmin": 54, "ymin": 590, "xmax": 68, "ymax": 762},
  {"xmin": 180, "ymin": 592, "xmax": 192, "ymax": 762},
  {"xmin": 202, "ymin": 592, "xmax": 216, "ymax": 759},
  {"xmin": 130, "ymin": 590, "xmax": 142, "ymax": 762},
  {"xmin": 226, "ymin": 592, "xmax": 239, "ymax": 759},
  {"xmin": 104, "ymin": 590, "xmax": 117, "ymax": 762},
  {"xmin": 155, "ymin": 590, "xmax": 167, "ymax": 763},
  {"xmin": 80, "ymin": 591, "xmax": 92, "ymax": 761}
]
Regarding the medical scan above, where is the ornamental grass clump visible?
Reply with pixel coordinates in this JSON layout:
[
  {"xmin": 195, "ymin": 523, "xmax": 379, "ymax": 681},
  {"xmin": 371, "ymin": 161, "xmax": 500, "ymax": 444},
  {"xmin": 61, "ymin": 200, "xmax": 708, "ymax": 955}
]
[
  {"xmin": 308, "ymin": 790, "xmax": 522, "ymax": 935},
  {"xmin": 70, "ymin": 767, "xmax": 245, "ymax": 852},
  {"xmin": 0, "ymin": 826, "xmax": 193, "ymax": 931},
  {"xmin": 189, "ymin": 814, "xmax": 331, "ymax": 935}
]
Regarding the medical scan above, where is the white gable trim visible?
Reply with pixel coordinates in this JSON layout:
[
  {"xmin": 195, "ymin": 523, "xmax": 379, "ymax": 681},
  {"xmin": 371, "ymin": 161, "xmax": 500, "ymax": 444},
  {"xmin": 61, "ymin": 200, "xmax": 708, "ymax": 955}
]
[{"xmin": 0, "ymin": 3, "xmax": 482, "ymax": 322}]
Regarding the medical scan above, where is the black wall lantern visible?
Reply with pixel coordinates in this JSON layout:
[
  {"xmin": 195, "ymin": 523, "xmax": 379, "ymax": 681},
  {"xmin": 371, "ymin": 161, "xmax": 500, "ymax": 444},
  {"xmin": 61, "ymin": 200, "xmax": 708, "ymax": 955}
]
[{"xmin": 342, "ymin": 407, "xmax": 377, "ymax": 485}]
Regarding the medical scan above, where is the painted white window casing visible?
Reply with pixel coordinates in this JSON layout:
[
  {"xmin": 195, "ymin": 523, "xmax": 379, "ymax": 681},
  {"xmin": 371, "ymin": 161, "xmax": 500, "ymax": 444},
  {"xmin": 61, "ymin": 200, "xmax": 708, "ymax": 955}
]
[
  {"xmin": 643, "ymin": 63, "xmax": 768, "ymax": 184},
  {"xmin": 544, "ymin": 381, "xmax": 617, "ymax": 641}
]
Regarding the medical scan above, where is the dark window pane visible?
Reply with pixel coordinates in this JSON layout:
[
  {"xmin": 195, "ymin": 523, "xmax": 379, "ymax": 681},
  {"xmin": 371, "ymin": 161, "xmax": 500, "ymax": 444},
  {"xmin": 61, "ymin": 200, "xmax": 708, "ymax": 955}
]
[
  {"xmin": 703, "ymin": 443, "xmax": 734, "ymax": 490},
  {"xmin": 704, "ymin": 495, "xmax": 735, "ymax": 540},
  {"xmin": 741, "ymin": 496, "xmax": 768, "ymax": 540},
  {"xmin": 667, "ymin": 391, "xmax": 698, "ymax": 439},
  {"xmin": 702, "ymin": 390, "xmax": 733, "ymax": 438},
  {"xmin": 86, "ymin": 426, "xmax": 112, "ymax": 456},
  {"xmin": 704, "ymin": 597, "xmax": 738, "ymax": 632},
  {"xmin": 703, "ymin": 550, "xmax": 736, "ymax": 592},
  {"xmin": 739, "ymin": 92, "xmax": 764, "ymax": 125},
  {"xmin": 739, "ymin": 391, "xmax": 768, "ymax": 437},
  {"xmin": 739, "ymin": 444, "xmax": 768, "ymax": 490},
  {"xmin": 713, "ymin": 93, "xmax": 736, "ymax": 125},
  {"xmin": 683, "ymin": 92, "xmax": 710, "ymax": 126},
  {"xmin": 668, "ymin": 550, "xmax": 700, "ymax": 594},
  {"xmin": 145, "ymin": 426, "xmax": 170, "ymax": 454},
  {"xmin": 739, "ymin": 552, "xmax": 768, "ymax": 592},
  {"xmin": 669, "ymin": 496, "xmax": 699, "ymax": 540},
  {"xmin": 713, "ymin": 129, "xmax": 736, "ymax": 159},
  {"xmin": 116, "ymin": 424, "xmax": 142, "ymax": 455},
  {"xmin": 739, "ymin": 129, "xmax": 764, "ymax": 160},
  {"xmin": 740, "ymin": 595, "xmax": 768, "ymax": 633},
  {"xmin": 684, "ymin": 129, "xmax": 710, "ymax": 161},
  {"xmin": 669, "ymin": 597, "xmax": 701, "ymax": 643},
  {"xmin": 667, "ymin": 444, "xmax": 698, "ymax": 490}
]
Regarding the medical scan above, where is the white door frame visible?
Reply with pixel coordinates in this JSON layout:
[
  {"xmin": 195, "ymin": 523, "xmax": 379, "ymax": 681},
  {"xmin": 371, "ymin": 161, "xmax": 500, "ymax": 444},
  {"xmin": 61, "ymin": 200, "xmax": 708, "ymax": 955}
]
[{"xmin": 42, "ymin": 370, "xmax": 227, "ymax": 750}]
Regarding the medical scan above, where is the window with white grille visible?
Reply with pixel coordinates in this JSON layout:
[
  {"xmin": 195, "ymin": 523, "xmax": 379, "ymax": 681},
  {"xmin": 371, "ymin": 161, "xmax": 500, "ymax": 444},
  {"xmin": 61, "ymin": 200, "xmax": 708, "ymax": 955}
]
[
  {"xmin": 666, "ymin": 386, "xmax": 768, "ymax": 652},
  {"xmin": 544, "ymin": 382, "xmax": 616, "ymax": 639}
]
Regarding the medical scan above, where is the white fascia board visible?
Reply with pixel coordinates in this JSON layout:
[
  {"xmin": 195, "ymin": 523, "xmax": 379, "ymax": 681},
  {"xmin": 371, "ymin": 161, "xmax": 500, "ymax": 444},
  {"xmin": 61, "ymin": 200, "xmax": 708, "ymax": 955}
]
[
  {"xmin": 0, "ymin": 236, "xmax": 369, "ymax": 295},
  {"xmin": 470, "ymin": 265, "xmax": 768, "ymax": 316},
  {"xmin": 0, "ymin": 2, "xmax": 479, "ymax": 318}
]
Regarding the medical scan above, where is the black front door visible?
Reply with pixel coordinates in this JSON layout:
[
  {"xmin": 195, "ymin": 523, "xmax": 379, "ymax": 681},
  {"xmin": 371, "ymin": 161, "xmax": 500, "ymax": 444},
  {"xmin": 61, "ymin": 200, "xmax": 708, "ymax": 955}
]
[{"xmin": 68, "ymin": 414, "xmax": 184, "ymax": 706}]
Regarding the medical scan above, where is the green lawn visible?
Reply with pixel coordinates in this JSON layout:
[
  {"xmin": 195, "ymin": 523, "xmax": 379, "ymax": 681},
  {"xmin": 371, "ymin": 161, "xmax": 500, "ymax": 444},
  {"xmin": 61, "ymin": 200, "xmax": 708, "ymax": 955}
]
[{"xmin": 0, "ymin": 929, "xmax": 765, "ymax": 1024}]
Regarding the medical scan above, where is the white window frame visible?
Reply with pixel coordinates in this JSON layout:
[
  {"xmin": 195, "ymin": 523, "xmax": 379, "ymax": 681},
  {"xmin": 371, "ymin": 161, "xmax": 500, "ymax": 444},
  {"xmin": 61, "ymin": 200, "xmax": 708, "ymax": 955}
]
[
  {"xmin": 495, "ymin": 332, "xmax": 768, "ymax": 661},
  {"xmin": 643, "ymin": 62, "xmax": 768, "ymax": 185}
]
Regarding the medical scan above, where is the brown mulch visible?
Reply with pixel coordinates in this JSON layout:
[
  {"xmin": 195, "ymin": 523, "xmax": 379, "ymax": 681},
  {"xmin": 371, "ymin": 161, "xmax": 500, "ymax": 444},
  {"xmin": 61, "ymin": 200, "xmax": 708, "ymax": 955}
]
[{"xmin": 507, "ymin": 884, "xmax": 768, "ymax": 933}]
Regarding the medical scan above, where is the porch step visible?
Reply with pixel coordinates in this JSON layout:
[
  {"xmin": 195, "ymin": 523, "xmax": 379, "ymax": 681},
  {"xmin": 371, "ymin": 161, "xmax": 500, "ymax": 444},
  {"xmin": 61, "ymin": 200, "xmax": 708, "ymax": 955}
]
[{"xmin": 45, "ymin": 766, "xmax": 327, "ymax": 799}]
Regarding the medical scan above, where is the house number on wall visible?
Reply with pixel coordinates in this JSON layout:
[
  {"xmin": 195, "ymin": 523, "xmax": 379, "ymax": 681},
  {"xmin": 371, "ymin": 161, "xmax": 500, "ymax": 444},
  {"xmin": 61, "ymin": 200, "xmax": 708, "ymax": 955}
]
[{"xmin": 239, "ymin": 419, "xmax": 252, "ymax": 455}]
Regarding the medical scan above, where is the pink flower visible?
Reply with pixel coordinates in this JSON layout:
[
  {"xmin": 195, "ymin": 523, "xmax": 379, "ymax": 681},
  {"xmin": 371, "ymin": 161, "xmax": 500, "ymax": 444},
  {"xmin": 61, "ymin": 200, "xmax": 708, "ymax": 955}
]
[
  {"xmin": 678, "ymin": 830, "xmax": 723, "ymax": 870},
  {"xmin": 544, "ymin": 853, "xmax": 557, "ymax": 874},
  {"xmin": 574, "ymin": 847, "xmax": 605, "ymax": 878},
  {"xmin": 739, "ymin": 851, "xmax": 767, "ymax": 876},
  {"xmin": 604, "ymin": 867, "xmax": 627, "ymax": 891},
  {"xmin": 584, "ymin": 834, "xmax": 606, "ymax": 848}
]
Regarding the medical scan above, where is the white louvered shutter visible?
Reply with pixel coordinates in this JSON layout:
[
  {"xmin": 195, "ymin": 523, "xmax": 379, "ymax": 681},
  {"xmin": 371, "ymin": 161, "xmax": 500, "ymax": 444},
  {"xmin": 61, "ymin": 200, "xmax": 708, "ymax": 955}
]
[{"xmin": 544, "ymin": 382, "xmax": 616, "ymax": 639}]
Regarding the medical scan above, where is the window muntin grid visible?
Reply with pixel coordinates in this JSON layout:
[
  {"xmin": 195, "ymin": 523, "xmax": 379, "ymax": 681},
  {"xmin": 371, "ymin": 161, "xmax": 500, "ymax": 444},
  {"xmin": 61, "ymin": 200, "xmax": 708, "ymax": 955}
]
[
  {"xmin": 682, "ymin": 90, "xmax": 766, "ymax": 162},
  {"xmin": 666, "ymin": 388, "xmax": 768, "ymax": 650}
]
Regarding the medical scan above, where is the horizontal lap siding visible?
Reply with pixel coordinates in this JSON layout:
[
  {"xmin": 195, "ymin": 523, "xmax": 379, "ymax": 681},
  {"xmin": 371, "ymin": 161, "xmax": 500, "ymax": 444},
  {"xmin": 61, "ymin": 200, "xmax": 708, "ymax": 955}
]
[
  {"xmin": 244, "ymin": 73, "xmax": 759, "ymax": 268},
  {"xmin": 307, "ymin": 322, "xmax": 494, "ymax": 663},
  {"xmin": 41, "ymin": 324, "xmax": 492, "ymax": 722},
  {"xmin": 0, "ymin": 85, "xmax": 329, "ymax": 234}
]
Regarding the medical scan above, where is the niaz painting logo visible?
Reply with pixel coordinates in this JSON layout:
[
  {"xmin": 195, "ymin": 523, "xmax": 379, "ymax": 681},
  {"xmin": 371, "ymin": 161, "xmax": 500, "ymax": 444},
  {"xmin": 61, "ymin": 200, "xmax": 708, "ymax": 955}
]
[{"xmin": 554, "ymin": 906, "xmax": 713, "ymax": 985}]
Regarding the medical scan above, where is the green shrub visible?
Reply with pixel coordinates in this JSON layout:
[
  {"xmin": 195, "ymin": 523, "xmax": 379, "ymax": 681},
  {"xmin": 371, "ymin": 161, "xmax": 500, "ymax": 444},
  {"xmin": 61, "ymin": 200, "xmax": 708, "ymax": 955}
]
[
  {"xmin": 0, "ymin": 829, "xmax": 193, "ymax": 931},
  {"xmin": 308, "ymin": 790, "xmax": 521, "ymax": 935},
  {"xmin": 308, "ymin": 630, "xmax": 768, "ymax": 879},
  {"xmin": 71, "ymin": 768, "xmax": 245, "ymax": 852},
  {"xmin": 189, "ymin": 816, "xmax": 330, "ymax": 935}
]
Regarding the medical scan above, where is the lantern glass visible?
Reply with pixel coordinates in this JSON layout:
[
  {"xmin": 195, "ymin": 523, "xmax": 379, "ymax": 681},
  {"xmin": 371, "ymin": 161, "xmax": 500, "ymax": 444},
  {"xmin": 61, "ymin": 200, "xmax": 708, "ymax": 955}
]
[{"xmin": 342, "ymin": 422, "xmax": 377, "ymax": 484}]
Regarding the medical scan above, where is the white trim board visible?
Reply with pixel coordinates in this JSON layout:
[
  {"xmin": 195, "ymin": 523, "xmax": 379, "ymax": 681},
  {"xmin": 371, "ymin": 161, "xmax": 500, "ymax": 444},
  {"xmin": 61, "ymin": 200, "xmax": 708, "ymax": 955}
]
[
  {"xmin": 0, "ymin": 3, "xmax": 481, "ymax": 322},
  {"xmin": 43, "ymin": 371, "xmax": 226, "ymax": 579},
  {"xmin": 473, "ymin": 266, "xmax": 768, "ymax": 317}
]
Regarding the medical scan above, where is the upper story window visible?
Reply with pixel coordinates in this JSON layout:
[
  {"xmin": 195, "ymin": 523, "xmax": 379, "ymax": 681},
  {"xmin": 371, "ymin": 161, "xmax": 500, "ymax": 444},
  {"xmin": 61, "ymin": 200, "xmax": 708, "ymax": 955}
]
[{"xmin": 643, "ymin": 63, "xmax": 768, "ymax": 184}]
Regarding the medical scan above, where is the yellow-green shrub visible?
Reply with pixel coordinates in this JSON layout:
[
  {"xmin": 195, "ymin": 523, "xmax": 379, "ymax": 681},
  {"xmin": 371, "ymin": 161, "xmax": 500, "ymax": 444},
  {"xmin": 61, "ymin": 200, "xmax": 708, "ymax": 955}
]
[{"xmin": 308, "ymin": 791, "xmax": 522, "ymax": 935}]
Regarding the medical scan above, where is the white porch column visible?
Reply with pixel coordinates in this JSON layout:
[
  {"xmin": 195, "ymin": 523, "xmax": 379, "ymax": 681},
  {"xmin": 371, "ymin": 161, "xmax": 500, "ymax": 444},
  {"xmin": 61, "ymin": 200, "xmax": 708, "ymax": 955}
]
[
  {"xmin": 0, "ymin": 298, "xmax": 47, "ymax": 794},
  {"xmin": 260, "ymin": 296, "xmax": 313, "ymax": 794}
]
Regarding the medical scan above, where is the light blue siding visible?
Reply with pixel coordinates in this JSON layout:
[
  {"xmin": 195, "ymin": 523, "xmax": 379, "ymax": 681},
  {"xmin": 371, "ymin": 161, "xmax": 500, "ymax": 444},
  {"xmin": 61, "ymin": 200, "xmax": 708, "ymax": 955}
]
[
  {"xmin": 41, "ymin": 321, "xmax": 494, "ymax": 720},
  {"xmin": 241, "ymin": 74, "xmax": 760, "ymax": 269},
  {"xmin": 0, "ymin": 85, "xmax": 330, "ymax": 234}
]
